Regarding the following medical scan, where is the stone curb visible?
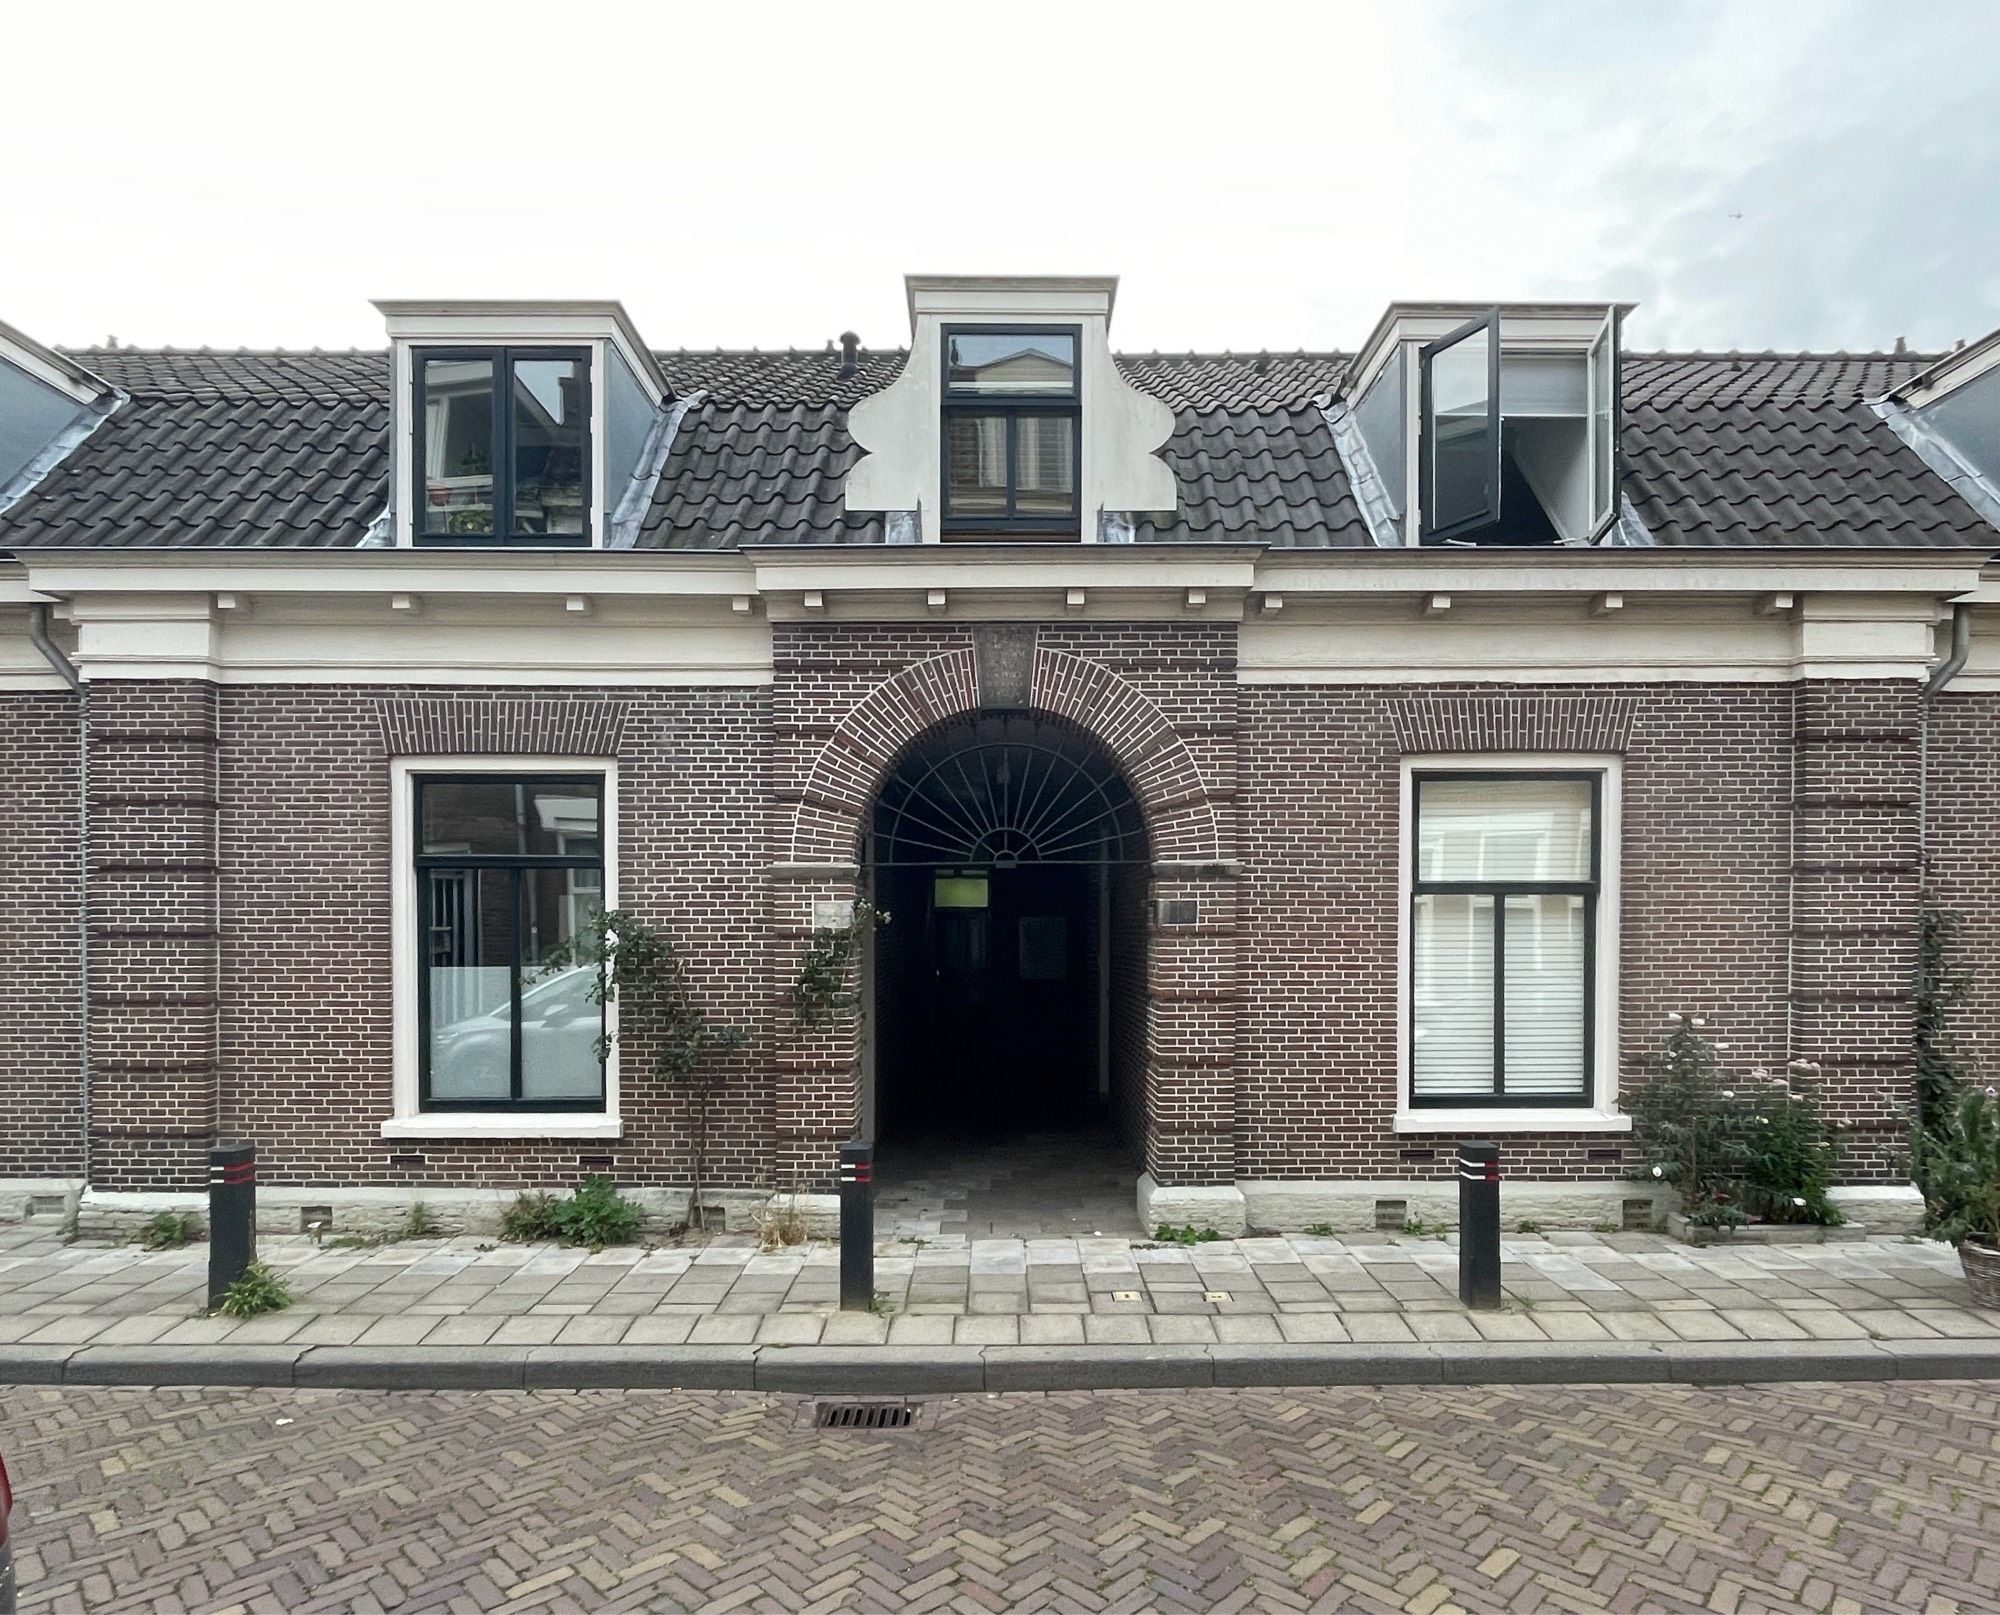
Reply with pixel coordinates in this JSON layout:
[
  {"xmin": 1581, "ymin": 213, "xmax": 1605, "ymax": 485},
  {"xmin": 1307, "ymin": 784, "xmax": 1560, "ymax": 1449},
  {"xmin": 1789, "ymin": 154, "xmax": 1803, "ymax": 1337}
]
[{"xmin": 5, "ymin": 1338, "xmax": 1998, "ymax": 1393}]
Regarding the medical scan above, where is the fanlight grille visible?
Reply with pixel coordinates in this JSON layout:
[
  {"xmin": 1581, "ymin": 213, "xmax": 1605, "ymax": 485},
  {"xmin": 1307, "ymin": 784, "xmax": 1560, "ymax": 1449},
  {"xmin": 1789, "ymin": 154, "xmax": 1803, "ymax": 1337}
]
[{"xmin": 872, "ymin": 712, "xmax": 1147, "ymax": 867}]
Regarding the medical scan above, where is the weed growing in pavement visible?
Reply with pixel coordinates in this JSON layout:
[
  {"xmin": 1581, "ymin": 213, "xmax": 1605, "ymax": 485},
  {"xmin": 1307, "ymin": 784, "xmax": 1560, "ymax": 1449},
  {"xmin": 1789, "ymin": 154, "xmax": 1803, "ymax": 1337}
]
[
  {"xmin": 137, "ymin": 1210, "xmax": 203, "ymax": 1250},
  {"xmin": 501, "ymin": 1177, "xmax": 644, "ymax": 1250},
  {"xmin": 217, "ymin": 1261, "xmax": 291, "ymax": 1318},
  {"xmin": 1301, "ymin": 1223, "xmax": 1336, "ymax": 1237},
  {"xmin": 1153, "ymin": 1224, "xmax": 1224, "ymax": 1245}
]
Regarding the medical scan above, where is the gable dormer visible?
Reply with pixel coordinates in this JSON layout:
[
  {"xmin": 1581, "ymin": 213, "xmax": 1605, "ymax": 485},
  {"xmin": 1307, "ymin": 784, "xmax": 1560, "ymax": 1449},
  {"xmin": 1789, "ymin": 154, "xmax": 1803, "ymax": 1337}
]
[
  {"xmin": 845, "ymin": 275, "xmax": 1176, "ymax": 544},
  {"xmin": 376, "ymin": 300, "xmax": 671, "ymax": 549},
  {"xmin": 1339, "ymin": 301, "xmax": 1632, "ymax": 547}
]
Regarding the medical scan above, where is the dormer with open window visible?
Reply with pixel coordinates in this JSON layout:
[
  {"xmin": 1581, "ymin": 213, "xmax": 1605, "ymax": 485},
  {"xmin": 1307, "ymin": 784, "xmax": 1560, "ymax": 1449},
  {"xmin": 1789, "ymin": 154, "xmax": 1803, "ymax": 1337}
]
[
  {"xmin": 846, "ymin": 276, "xmax": 1176, "ymax": 544},
  {"xmin": 377, "ymin": 300, "xmax": 671, "ymax": 549},
  {"xmin": 1337, "ymin": 302, "xmax": 1631, "ymax": 547}
]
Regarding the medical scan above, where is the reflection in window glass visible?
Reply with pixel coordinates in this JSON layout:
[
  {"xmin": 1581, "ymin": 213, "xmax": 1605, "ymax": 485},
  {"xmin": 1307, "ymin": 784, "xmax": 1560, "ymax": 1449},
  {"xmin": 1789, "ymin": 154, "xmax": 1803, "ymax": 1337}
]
[
  {"xmin": 416, "ymin": 775, "xmax": 606, "ymax": 1110},
  {"xmin": 1014, "ymin": 415, "xmax": 1076, "ymax": 516},
  {"xmin": 946, "ymin": 332, "xmax": 1076, "ymax": 395},
  {"xmin": 519, "ymin": 867, "xmax": 604, "ymax": 1102},
  {"xmin": 1417, "ymin": 778, "xmax": 1591, "ymax": 883},
  {"xmin": 421, "ymin": 780, "xmax": 600, "ymax": 858},
  {"xmin": 946, "ymin": 415, "xmax": 1009, "ymax": 516},
  {"xmin": 1504, "ymin": 893, "xmax": 1586, "ymax": 1095},
  {"xmin": 512, "ymin": 358, "xmax": 587, "ymax": 536},
  {"xmin": 420, "ymin": 355, "xmax": 497, "ymax": 536},
  {"xmin": 1430, "ymin": 323, "xmax": 1493, "ymax": 533},
  {"xmin": 424, "ymin": 867, "xmax": 513, "ymax": 1101}
]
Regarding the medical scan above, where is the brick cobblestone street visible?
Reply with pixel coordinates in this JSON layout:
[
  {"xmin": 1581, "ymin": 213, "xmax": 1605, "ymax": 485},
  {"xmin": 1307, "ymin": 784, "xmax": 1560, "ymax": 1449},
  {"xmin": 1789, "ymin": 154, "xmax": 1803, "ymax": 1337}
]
[{"xmin": 3, "ymin": 1380, "xmax": 1997, "ymax": 1613}]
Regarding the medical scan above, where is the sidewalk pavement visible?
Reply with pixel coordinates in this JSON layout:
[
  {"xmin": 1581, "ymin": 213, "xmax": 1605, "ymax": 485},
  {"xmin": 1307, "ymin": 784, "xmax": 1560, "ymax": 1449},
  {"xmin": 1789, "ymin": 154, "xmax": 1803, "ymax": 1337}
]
[{"xmin": 2, "ymin": 1222, "xmax": 1995, "ymax": 1392}]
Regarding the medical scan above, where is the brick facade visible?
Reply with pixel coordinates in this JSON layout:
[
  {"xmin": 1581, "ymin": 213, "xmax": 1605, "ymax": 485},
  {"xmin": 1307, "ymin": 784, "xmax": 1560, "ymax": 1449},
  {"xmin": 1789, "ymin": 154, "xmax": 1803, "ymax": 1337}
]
[
  {"xmin": 0, "ymin": 626, "xmax": 1943, "ymax": 1199},
  {"xmin": 1, "ymin": 693, "xmax": 84, "ymax": 1180},
  {"xmin": 1922, "ymin": 690, "xmax": 2000, "ymax": 1086}
]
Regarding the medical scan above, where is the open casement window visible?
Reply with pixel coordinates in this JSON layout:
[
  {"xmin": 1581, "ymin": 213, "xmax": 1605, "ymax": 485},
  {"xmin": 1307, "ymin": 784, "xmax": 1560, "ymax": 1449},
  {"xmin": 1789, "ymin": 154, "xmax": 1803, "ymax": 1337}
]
[
  {"xmin": 1586, "ymin": 308, "xmax": 1621, "ymax": 538},
  {"xmin": 941, "ymin": 327, "xmax": 1080, "ymax": 536},
  {"xmin": 414, "ymin": 348, "xmax": 591, "ymax": 546},
  {"xmin": 415, "ymin": 774, "xmax": 606, "ymax": 1110},
  {"xmin": 1418, "ymin": 310, "xmax": 1501, "ymax": 543},
  {"xmin": 1409, "ymin": 773, "xmax": 1599, "ymax": 1106}
]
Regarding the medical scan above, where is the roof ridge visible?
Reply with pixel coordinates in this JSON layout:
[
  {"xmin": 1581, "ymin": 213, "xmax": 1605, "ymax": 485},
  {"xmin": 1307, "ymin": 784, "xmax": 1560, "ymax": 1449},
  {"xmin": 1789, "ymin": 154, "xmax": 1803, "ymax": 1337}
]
[{"xmin": 1627, "ymin": 348, "xmax": 1944, "ymax": 362}]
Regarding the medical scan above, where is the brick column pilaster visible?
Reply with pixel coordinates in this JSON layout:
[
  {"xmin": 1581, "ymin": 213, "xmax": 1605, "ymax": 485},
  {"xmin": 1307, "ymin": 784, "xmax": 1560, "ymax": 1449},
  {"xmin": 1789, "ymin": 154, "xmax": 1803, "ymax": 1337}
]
[
  {"xmin": 1791, "ymin": 680, "xmax": 1920, "ymax": 1179},
  {"xmin": 87, "ymin": 681, "xmax": 219, "ymax": 1189},
  {"xmin": 1144, "ymin": 865, "xmax": 1241, "ymax": 1184},
  {"xmin": 768, "ymin": 868, "xmax": 860, "ymax": 1192}
]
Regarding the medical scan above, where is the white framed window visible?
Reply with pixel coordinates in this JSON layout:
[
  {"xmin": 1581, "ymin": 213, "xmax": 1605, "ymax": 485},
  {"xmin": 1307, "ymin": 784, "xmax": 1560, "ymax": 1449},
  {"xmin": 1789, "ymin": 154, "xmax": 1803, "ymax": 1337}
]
[
  {"xmin": 385, "ymin": 755, "xmax": 620, "ymax": 1140},
  {"xmin": 1395, "ymin": 754, "xmax": 1626, "ymax": 1134}
]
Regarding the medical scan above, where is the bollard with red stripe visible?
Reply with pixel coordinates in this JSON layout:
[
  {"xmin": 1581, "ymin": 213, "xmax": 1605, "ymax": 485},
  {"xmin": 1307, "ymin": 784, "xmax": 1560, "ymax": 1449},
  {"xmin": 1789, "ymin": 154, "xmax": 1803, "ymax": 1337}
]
[
  {"xmin": 837, "ymin": 1139, "xmax": 875, "ymax": 1312},
  {"xmin": 1457, "ymin": 1140, "xmax": 1502, "ymax": 1310},
  {"xmin": 208, "ymin": 1143, "xmax": 258, "ymax": 1309}
]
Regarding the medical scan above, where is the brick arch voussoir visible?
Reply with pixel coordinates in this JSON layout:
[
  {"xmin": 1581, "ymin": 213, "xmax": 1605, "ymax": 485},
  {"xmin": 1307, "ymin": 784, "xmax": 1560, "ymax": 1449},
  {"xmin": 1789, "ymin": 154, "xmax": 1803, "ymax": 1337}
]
[
  {"xmin": 790, "ymin": 647, "xmax": 980, "ymax": 864},
  {"xmin": 1030, "ymin": 646, "xmax": 1223, "ymax": 864}
]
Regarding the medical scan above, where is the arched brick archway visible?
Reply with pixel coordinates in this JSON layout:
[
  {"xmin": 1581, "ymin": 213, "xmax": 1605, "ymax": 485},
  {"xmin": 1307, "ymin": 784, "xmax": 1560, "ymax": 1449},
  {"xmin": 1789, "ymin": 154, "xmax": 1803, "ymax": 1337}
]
[
  {"xmin": 785, "ymin": 644, "xmax": 1224, "ymax": 868},
  {"xmin": 771, "ymin": 630, "xmax": 1238, "ymax": 1194}
]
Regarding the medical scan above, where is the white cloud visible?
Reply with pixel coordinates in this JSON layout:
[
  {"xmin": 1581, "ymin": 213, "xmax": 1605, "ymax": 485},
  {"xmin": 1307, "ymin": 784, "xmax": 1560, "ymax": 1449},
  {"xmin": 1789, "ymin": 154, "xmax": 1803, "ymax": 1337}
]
[{"xmin": 1, "ymin": 0, "xmax": 1994, "ymax": 353}]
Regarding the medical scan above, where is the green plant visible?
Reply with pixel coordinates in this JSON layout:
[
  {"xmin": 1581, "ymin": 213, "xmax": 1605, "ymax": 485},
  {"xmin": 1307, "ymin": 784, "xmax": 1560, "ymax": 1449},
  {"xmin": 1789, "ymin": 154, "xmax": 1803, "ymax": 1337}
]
[
  {"xmin": 1515, "ymin": 1221, "xmax": 1543, "ymax": 1235},
  {"xmin": 402, "ymin": 1202, "xmax": 440, "ymax": 1239},
  {"xmin": 1738, "ymin": 1065, "xmax": 1843, "ymax": 1225},
  {"xmin": 501, "ymin": 1191, "xmax": 560, "ymax": 1242},
  {"xmin": 537, "ymin": 908, "xmax": 746, "ymax": 1226},
  {"xmin": 1301, "ymin": 1223, "xmax": 1336, "ymax": 1237},
  {"xmin": 1908, "ymin": 1084, "xmax": 2000, "ymax": 1249},
  {"xmin": 1400, "ymin": 1217, "xmax": 1448, "ymax": 1238},
  {"xmin": 217, "ymin": 1261, "xmax": 291, "ymax": 1318},
  {"xmin": 1630, "ymin": 1014, "xmax": 1754, "ymax": 1220},
  {"xmin": 502, "ymin": 1178, "xmax": 644, "ymax": 1250},
  {"xmin": 1916, "ymin": 905, "xmax": 1974, "ymax": 1131},
  {"xmin": 137, "ymin": 1210, "xmax": 202, "ymax": 1250},
  {"xmin": 792, "ymin": 900, "xmax": 889, "ymax": 1031},
  {"xmin": 1153, "ymin": 1223, "xmax": 1222, "ymax": 1245}
]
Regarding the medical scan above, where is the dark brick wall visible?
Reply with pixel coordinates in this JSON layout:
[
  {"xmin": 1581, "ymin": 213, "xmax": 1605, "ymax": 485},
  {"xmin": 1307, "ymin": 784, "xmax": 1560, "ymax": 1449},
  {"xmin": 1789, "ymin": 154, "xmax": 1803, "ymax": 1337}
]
[
  {"xmin": 0, "ymin": 693, "xmax": 84, "ymax": 1179},
  {"xmin": 213, "ymin": 685, "xmax": 774, "ymax": 1190},
  {"xmin": 1923, "ymin": 690, "xmax": 2000, "ymax": 1086},
  {"xmin": 1, "ymin": 653, "xmax": 1935, "ymax": 1196},
  {"xmin": 1235, "ymin": 682, "xmax": 1802, "ymax": 1180}
]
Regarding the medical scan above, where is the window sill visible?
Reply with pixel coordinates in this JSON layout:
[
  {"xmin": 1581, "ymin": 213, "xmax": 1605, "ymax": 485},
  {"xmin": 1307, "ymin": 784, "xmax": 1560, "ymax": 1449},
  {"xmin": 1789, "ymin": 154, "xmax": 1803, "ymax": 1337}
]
[
  {"xmin": 1394, "ymin": 1108, "xmax": 1630, "ymax": 1135},
  {"xmin": 380, "ymin": 1114, "xmax": 622, "ymax": 1141}
]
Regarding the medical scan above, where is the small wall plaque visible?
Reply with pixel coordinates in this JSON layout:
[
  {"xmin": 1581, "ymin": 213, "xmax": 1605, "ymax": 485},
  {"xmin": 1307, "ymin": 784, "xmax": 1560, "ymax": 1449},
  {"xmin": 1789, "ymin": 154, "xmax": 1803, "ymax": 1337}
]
[
  {"xmin": 813, "ymin": 898, "xmax": 856, "ymax": 931},
  {"xmin": 1156, "ymin": 898, "xmax": 1199, "ymax": 927}
]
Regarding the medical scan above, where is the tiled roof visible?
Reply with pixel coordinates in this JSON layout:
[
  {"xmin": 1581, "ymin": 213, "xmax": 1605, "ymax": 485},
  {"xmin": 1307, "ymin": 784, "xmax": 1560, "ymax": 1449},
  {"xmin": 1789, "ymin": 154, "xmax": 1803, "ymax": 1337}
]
[{"xmin": 0, "ymin": 343, "xmax": 1990, "ymax": 552}]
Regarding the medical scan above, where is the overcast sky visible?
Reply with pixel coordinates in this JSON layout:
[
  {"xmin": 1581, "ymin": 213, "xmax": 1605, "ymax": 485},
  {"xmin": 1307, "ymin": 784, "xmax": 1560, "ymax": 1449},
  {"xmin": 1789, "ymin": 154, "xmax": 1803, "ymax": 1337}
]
[{"xmin": 5, "ymin": 0, "xmax": 1996, "ymax": 357}]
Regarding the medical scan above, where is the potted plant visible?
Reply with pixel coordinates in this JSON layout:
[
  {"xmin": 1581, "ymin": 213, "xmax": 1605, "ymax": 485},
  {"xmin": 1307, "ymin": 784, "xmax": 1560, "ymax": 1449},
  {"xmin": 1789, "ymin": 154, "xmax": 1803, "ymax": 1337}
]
[{"xmin": 1908, "ymin": 1084, "xmax": 2000, "ymax": 1307}]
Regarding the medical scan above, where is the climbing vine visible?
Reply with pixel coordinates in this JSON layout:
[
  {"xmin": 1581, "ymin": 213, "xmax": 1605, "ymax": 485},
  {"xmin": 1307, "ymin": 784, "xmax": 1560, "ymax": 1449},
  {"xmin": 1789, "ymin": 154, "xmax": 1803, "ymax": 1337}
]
[
  {"xmin": 792, "ymin": 899, "xmax": 889, "ymax": 1030},
  {"xmin": 538, "ymin": 908, "xmax": 746, "ymax": 1227},
  {"xmin": 1916, "ymin": 903, "xmax": 1974, "ymax": 1131}
]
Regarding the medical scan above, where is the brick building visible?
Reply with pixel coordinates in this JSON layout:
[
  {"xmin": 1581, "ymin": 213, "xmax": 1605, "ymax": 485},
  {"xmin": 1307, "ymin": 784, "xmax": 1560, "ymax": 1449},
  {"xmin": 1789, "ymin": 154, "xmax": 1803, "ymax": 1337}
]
[{"xmin": 3, "ymin": 280, "xmax": 1999, "ymax": 1235}]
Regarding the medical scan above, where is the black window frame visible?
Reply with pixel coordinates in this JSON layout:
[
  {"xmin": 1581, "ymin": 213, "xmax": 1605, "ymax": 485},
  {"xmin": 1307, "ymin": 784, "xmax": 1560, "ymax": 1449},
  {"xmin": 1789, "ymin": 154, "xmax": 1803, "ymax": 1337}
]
[
  {"xmin": 414, "ymin": 771, "xmax": 607, "ymax": 1113},
  {"xmin": 1417, "ymin": 308, "xmax": 1503, "ymax": 545},
  {"xmin": 1407, "ymin": 769, "xmax": 1600, "ymax": 1108},
  {"xmin": 412, "ymin": 345, "xmax": 593, "ymax": 548},
  {"xmin": 939, "ymin": 323, "xmax": 1082, "ymax": 536}
]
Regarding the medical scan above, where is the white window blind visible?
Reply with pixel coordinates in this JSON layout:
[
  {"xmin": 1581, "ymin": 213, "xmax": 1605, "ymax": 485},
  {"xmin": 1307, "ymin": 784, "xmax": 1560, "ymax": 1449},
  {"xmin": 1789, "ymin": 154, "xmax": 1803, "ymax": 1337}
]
[
  {"xmin": 1411, "ymin": 775, "xmax": 1596, "ymax": 1104},
  {"xmin": 1503, "ymin": 893, "xmax": 1587, "ymax": 1095},
  {"xmin": 1412, "ymin": 893, "xmax": 1495, "ymax": 1097}
]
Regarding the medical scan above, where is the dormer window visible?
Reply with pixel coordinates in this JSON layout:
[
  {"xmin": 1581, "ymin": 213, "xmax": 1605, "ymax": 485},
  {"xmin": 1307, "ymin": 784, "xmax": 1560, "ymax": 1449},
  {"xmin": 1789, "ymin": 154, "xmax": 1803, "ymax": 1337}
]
[
  {"xmin": 1341, "ymin": 301, "xmax": 1627, "ymax": 548},
  {"xmin": 941, "ymin": 326, "xmax": 1080, "ymax": 536},
  {"xmin": 414, "ymin": 348, "xmax": 590, "ymax": 546}
]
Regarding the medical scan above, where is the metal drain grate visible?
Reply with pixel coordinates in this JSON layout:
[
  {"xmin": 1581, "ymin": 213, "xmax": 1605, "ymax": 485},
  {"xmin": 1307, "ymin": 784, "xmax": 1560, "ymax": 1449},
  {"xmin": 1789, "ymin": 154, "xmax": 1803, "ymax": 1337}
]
[{"xmin": 816, "ymin": 1401, "xmax": 916, "ymax": 1431}]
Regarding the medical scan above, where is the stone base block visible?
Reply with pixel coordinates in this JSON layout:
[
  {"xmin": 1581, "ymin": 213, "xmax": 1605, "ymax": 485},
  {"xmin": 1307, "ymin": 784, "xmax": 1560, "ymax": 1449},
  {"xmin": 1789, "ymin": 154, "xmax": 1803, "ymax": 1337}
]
[
  {"xmin": 1827, "ymin": 1183, "xmax": 1925, "ymax": 1235},
  {"xmin": 75, "ymin": 1184, "xmax": 696, "ymax": 1241},
  {"xmin": 1667, "ymin": 1213, "xmax": 1869, "ymax": 1248},
  {"xmin": 1240, "ymin": 1179, "xmax": 1674, "ymax": 1235},
  {"xmin": 1136, "ymin": 1174, "xmax": 1248, "ymax": 1238},
  {"xmin": 0, "ymin": 1179, "xmax": 84, "ymax": 1224}
]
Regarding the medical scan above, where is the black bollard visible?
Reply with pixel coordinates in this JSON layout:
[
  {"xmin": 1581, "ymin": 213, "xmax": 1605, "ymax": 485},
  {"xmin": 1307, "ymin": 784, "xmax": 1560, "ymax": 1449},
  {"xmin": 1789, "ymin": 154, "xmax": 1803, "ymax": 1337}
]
[
  {"xmin": 1457, "ymin": 1140, "xmax": 1502, "ymax": 1310},
  {"xmin": 837, "ymin": 1139, "xmax": 874, "ymax": 1312},
  {"xmin": 207, "ymin": 1143, "xmax": 258, "ymax": 1309}
]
